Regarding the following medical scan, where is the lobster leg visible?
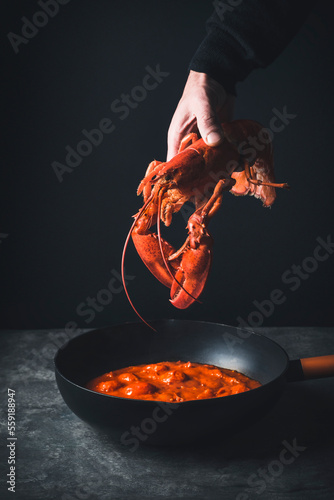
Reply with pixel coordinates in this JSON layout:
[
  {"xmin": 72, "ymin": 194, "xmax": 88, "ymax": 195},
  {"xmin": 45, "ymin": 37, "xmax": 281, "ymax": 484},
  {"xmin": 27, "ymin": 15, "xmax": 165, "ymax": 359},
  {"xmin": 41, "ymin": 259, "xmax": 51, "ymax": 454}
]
[
  {"xmin": 178, "ymin": 133, "xmax": 199, "ymax": 152},
  {"xmin": 245, "ymin": 161, "xmax": 289, "ymax": 207},
  {"xmin": 142, "ymin": 160, "xmax": 162, "ymax": 202},
  {"xmin": 231, "ymin": 160, "xmax": 289, "ymax": 207},
  {"xmin": 244, "ymin": 161, "xmax": 289, "ymax": 190}
]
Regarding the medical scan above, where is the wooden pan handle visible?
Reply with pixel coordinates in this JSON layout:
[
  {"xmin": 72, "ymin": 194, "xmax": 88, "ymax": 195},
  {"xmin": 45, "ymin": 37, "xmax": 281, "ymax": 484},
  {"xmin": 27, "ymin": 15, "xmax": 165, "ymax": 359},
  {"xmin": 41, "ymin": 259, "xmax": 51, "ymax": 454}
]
[
  {"xmin": 300, "ymin": 355, "xmax": 334, "ymax": 379},
  {"xmin": 287, "ymin": 355, "xmax": 334, "ymax": 382}
]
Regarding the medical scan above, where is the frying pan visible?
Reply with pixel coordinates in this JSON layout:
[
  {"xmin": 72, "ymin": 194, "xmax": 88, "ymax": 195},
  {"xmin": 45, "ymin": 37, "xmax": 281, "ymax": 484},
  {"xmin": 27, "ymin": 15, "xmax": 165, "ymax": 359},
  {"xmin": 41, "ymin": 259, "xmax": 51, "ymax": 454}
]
[{"xmin": 54, "ymin": 320, "xmax": 334, "ymax": 446}]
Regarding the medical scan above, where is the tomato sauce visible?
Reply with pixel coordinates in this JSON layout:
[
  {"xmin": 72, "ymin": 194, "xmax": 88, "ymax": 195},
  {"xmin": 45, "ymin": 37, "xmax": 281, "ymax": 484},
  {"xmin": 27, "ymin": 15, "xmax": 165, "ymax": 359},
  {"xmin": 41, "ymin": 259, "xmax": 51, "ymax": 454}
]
[{"xmin": 86, "ymin": 361, "xmax": 261, "ymax": 402}]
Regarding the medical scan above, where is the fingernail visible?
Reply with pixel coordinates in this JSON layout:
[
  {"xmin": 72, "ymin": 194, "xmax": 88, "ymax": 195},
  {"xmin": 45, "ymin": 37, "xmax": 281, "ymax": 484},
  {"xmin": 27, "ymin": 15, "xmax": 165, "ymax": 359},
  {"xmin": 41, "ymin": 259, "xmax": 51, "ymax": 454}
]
[{"xmin": 206, "ymin": 131, "xmax": 223, "ymax": 146}]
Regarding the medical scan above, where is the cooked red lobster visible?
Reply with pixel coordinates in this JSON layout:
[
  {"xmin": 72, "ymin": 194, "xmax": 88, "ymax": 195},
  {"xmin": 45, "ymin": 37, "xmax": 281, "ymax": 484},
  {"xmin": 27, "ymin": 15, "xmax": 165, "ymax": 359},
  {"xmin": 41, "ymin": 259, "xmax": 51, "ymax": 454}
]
[{"xmin": 122, "ymin": 120, "xmax": 289, "ymax": 325}]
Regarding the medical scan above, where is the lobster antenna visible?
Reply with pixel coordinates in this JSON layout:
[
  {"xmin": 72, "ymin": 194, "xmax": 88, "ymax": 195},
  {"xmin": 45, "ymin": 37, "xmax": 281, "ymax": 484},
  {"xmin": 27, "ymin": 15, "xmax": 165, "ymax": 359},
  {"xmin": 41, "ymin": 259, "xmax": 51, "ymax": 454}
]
[
  {"xmin": 121, "ymin": 195, "xmax": 157, "ymax": 332},
  {"xmin": 156, "ymin": 189, "xmax": 201, "ymax": 304}
]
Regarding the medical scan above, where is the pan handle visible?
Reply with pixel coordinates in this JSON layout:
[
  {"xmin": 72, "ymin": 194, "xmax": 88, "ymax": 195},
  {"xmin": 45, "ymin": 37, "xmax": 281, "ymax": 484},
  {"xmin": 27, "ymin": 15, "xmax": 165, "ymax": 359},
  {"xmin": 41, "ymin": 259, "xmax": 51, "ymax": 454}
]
[{"xmin": 287, "ymin": 355, "xmax": 334, "ymax": 382}]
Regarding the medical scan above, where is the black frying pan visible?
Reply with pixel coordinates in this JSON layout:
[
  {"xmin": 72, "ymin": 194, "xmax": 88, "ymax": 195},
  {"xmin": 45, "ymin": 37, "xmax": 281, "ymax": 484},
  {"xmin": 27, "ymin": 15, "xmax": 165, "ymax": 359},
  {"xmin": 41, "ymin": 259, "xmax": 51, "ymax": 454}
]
[{"xmin": 54, "ymin": 320, "xmax": 334, "ymax": 446}]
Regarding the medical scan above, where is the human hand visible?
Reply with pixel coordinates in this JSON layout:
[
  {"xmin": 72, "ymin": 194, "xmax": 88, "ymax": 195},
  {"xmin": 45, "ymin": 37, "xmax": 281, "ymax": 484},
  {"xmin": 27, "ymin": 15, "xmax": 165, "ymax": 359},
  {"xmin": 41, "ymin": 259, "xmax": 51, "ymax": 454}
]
[{"xmin": 167, "ymin": 70, "xmax": 235, "ymax": 161}]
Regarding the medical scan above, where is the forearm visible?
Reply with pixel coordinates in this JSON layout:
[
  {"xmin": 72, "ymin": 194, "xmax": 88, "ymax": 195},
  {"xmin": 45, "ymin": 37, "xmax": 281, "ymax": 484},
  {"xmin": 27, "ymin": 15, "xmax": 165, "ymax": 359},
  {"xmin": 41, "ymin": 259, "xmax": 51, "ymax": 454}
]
[{"xmin": 189, "ymin": 0, "xmax": 314, "ymax": 94}]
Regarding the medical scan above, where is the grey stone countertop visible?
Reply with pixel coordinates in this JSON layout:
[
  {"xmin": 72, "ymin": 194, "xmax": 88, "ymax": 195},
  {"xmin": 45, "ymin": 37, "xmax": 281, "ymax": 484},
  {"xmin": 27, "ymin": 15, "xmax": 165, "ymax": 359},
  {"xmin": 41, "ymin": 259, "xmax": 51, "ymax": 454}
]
[{"xmin": 0, "ymin": 327, "xmax": 334, "ymax": 500}]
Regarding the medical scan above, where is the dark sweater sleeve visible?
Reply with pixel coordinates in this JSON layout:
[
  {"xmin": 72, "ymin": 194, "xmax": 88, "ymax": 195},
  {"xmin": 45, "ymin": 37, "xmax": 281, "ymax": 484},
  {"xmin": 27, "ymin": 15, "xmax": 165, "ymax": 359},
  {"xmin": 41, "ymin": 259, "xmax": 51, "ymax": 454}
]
[{"xmin": 189, "ymin": 0, "xmax": 314, "ymax": 95}]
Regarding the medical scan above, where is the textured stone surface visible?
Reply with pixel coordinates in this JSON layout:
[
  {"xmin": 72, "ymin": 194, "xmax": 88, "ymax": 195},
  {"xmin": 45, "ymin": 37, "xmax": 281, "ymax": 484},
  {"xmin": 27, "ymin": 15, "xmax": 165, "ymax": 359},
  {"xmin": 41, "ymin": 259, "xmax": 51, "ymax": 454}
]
[{"xmin": 0, "ymin": 327, "xmax": 334, "ymax": 499}]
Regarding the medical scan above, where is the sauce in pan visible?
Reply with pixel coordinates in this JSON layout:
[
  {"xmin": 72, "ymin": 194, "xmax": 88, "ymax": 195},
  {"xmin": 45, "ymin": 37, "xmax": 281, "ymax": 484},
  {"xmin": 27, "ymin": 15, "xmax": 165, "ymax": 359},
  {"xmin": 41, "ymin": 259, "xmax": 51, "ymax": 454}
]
[{"xmin": 86, "ymin": 361, "xmax": 261, "ymax": 402}]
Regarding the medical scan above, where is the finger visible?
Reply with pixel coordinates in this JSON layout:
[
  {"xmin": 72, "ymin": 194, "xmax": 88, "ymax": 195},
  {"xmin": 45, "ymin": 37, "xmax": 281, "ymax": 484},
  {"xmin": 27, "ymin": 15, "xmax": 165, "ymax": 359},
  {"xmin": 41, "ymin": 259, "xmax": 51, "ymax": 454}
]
[
  {"xmin": 195, "ymin": 105, "xmax": 224, "ymax": 147},
  {"xmin": 167, "ymin": 124, "xmax": 182, "ymax": 161},
  {"xmin": 167, "ymin": 116, "xmax": 196, "ymax": 161}
]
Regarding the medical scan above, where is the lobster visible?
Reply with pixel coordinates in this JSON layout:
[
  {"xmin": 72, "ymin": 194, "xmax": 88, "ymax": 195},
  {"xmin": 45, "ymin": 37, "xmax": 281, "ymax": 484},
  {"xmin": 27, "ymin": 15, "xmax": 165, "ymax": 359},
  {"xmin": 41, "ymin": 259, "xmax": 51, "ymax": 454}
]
[{"xmin": 122, "ymin": 120, "xmax": 289, "ymax": 327}]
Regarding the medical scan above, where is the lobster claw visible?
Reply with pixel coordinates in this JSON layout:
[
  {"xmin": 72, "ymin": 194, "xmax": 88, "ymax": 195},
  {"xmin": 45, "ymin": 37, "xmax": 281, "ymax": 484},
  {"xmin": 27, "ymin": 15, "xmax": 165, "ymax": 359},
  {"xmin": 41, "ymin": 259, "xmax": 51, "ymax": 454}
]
[
  {"xmin": 132, "ymin": 231, "xmax": 180, "ymax": 288},
  {"xmin": 169, "ymin": 215, "xmax": 213, "ymax": 309},
  {"xmin": 131, "ymin": 209, "xmax": 213, "ymax": 309}
]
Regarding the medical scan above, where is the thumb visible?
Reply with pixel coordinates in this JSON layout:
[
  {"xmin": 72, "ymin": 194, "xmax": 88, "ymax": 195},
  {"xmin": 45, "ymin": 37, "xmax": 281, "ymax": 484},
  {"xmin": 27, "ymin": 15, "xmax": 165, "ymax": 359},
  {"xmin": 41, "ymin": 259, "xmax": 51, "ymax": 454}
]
[{"xmin": 196, "ymin": 107, "xmax": 224, "ymax": 147}]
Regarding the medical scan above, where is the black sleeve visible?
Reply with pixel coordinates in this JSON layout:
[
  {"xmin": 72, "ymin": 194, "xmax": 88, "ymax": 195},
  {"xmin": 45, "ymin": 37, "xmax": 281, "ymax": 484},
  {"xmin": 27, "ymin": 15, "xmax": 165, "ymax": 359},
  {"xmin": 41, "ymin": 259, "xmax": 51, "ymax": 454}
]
[{"xmin": 189, "ymin": 0, "xmax": 314, "ymax": 95}]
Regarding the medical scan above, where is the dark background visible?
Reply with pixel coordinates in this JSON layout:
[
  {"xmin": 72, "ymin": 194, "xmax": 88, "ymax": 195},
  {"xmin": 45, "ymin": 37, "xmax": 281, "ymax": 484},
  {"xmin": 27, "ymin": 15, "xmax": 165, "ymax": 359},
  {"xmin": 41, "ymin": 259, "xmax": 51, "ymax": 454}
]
[{"xmin": 1, "ymin": 0, "xmax": 333, "ymax": 330}]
